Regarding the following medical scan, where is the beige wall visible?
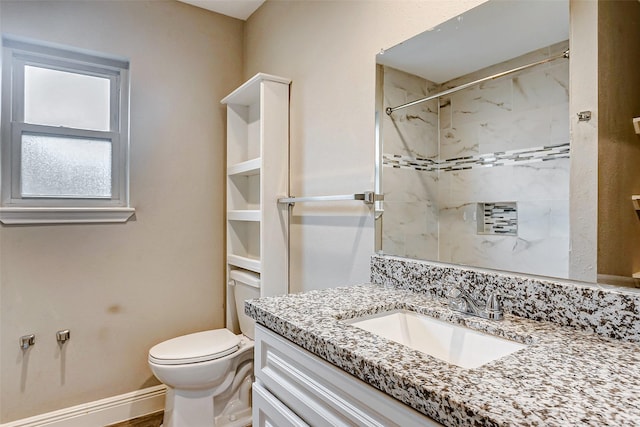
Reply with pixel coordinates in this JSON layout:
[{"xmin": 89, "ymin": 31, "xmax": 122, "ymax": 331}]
[
  {"xmin": 244, "ymin": 0, "xmax": 485, "ymax": 292},
  {"xmin": 0, "ymin": 1, "xmax": 242, "ymax": 422},
  {"xmin": 597, "ymin": 0, "xmax": 640, "ymax": 280}
]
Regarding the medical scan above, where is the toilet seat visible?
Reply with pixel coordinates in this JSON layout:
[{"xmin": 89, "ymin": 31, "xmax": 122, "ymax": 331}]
[{"xmin": 149, "ymin": 329, "xmax": 240, "ymax": 365}]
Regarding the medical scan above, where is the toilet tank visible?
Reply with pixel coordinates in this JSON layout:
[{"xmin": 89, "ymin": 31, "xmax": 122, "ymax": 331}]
[{"xmin": 229, "ymin": 270, "xmax": 261, "ymax": 339}]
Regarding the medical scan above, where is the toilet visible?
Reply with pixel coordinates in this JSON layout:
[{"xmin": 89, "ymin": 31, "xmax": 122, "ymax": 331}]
[{"xmin": 148, "ymin": 270, "xmax": 260, "ymax": 427}]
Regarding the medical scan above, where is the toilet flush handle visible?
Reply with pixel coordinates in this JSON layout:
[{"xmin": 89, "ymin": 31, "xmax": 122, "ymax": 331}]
[{"xmin": 228, "ymin": 279, "xmax": 235, "ymax": 287}]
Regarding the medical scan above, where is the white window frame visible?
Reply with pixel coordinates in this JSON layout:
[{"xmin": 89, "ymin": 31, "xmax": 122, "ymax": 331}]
[{"xmin": 0, "ymin": 36, "xmax": 134, "ymax": 224}]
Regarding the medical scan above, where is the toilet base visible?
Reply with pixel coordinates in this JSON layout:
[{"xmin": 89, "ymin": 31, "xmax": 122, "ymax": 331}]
[
  {"xmin": 163, "ymin": 388, "xmax": 215, "ymax": 427},
  {"xmin": 161, "ymin": 357, "xmax": 253, "ymax": 427},
  {"xmin": 215, "ymin": 408, "xmax": 252, "ymax": 427},
  {"xmin": 214, "ymin": 369, "xmax": 253, "ymax": 427}
]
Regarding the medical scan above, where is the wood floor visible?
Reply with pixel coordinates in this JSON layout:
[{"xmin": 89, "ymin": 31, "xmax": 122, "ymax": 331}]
[{"xmin": 104, "ymin": 411, "xmax": 163, "ymax": 427}]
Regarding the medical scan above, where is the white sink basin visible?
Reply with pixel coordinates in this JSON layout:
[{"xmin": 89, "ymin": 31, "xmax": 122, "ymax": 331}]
[{"xmin": 345, "ymin": 309, "xmax": 527, "ymax": 369}]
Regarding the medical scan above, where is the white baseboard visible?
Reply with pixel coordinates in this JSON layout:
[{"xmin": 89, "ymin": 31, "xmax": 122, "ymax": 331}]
[{"xmin": 1, "ymin": 385, "xmax": 166, "ymax": 427}]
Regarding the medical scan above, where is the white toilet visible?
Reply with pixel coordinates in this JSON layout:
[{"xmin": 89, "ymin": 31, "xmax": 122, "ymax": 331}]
[{"xmin": 148, "ymin": 270, "xmax": 260, "ymax": 427}]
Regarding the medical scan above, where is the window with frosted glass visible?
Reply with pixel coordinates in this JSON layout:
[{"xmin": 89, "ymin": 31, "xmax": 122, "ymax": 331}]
[
  {"xmin": 21, "ymin": 134, "xmax": 112, "ymax": 198},
  {"xmin": 1, "ymin": 35, "xmax": 130, "ymax": 214},
  {"xmin": 20, "ymin": 65, "xmax": 113, "ymax": 199},
  {"xmin": 24, "ymin": 65, "xmax": 111, "ymax": 132}
]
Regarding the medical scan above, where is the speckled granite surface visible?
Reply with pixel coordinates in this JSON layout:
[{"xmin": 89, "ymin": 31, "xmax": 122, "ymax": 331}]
[
  {"xmin": 246, "ymin": 283, "xmax": 640, "ymax": 426},
  {"xmin": 371, "ymin": 255, "xmax": 640, "ymax": 343}
]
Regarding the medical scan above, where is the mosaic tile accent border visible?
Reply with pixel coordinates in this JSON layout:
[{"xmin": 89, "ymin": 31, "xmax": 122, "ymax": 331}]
[
  {"xmin": 370, "ymin": 254, "xmax": 640, "ymax": 343},
  {"xmin": 383, "ymin": 142, "xmax": 570, "ymax": 172}
]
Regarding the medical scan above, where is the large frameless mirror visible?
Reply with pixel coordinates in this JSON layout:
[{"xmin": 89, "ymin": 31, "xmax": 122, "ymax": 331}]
[{"xmin": 375, "ymin": 0, "xmax": 574, "ymax": 280}]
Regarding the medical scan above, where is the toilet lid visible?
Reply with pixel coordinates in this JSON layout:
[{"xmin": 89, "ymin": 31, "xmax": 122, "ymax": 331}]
[{"xmin": 149, "ymin": 329, "xmax": 240, "ymax": 365}]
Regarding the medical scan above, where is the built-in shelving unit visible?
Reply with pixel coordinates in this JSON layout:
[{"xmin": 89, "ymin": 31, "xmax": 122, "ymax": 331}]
[{"xmin": 221, "ymin": 73, "xmax": 290, "ymax": 333}]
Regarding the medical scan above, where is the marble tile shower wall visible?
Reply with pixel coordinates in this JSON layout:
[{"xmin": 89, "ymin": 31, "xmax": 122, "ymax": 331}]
[
  {"xmin": 371, "ymin": 254, "xmax": 640, "ymax": 343},
  {"xmin": 382, "ymin": 41, "xmax": 570, "ymax": 279},
  {"xmin": 381, "ymin": 66, "xmax": 439, "ymax": 260},
  {"xmin": 438, "ymin": 42, "xmax": 570, "ymax": 278}
]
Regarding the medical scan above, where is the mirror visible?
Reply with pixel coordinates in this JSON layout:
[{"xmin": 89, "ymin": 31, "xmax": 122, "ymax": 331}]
[
  {"xmin": 375, "ymin": 0, "xmax": 576, "ymax": 281},
  {"xmin": 376, "ymin": 0, "xmax": 640, "ymax": 288}
]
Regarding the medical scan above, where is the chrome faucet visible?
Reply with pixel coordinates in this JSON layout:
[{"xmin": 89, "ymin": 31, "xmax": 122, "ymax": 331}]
[{"xmin": 447, "ymin": 286, "xmax": 504, "ymax": 320}]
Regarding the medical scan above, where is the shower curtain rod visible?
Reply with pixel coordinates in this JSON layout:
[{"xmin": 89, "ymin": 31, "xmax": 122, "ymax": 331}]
[{"xmin": 385, "ymin": 49, "xmax": 569, "ymax": 116}]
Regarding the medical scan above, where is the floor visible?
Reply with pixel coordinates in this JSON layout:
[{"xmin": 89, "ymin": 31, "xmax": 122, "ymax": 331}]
[{"xmin": 105, "ymin": 411, "xmax": 163, "ymax": 427}]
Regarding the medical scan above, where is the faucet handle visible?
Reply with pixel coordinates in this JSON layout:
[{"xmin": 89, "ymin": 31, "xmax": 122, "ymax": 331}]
[
  {"xmin": 447, "ymin": 286, "xmax": 469, "ymax": 312},
  {"xmin": 484, "ymin": 292, "xmax": 512, "ymax": 320},
  {"xmin": 447, "ymin": 286, "xmax": 462, "ymax": 298},
  {"xmin": 485, "ymin": 292, "xmax": 502, "ymax": 311},
  {"xmin": 486, "ymin": 291, "xmax": 515, "ymax": 305}
]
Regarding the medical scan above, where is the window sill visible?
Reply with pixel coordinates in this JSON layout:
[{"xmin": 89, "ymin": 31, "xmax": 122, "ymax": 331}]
[{"xmin": 0, "ymin": 207, "xmax": 135, "ymax": 225}]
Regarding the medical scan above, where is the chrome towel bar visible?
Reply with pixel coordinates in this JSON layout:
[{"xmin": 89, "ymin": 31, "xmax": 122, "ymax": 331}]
[{"xmin": 278, "ymin": 191, "xmax": 384, "ymax": 206}]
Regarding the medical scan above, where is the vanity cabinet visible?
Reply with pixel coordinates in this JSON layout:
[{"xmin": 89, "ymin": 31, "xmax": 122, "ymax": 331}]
[
  {"xmin": 253, "ymin": 382, "xmax": 309, "ymax": 427},
  {"xmin": 253, "ymin": 324, "xmax": 443, "ymax": 427},
  {"xmin": 221, "ymin": 74, "xmax": 290, "ymax": 331}
]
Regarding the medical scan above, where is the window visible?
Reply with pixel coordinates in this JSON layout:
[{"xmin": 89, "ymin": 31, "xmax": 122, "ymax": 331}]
[{"xmin": 1, "ymin": 36, "xmax": 134, "ymax": 224}]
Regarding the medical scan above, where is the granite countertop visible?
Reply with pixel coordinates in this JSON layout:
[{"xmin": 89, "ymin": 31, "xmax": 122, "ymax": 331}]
[{"xmin": 246, "ymin": 283, "xmax": 640, "ymax": 427}]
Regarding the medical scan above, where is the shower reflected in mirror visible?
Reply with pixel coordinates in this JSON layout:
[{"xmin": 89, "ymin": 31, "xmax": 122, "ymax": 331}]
[{"xmin": 375, "ymin": 0, "xmax": 572, "ymax": 279}]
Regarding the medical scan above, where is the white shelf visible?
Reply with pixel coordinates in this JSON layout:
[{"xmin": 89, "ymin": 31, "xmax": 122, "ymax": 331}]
[
  {"xmin": 228, "ymin": 210, "xmax": 261, "ymax": 221},
  {"xmin": 633, "ymin": 195, "xmax": 640, "ymax": 211},
  {"xmin": 227, "ymin": 254, "xmax": 261, "ymax": 273},
  {"xmin": 221, "ymin": 73, "xmax": 292, "ymax": 106},
  {"xmin": 228, "ymin": 158, "xmax": 261, "ymax": 177}
]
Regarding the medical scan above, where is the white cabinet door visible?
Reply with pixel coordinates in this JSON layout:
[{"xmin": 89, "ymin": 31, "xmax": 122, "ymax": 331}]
[
  {"xmin": 254, "ymin": 325, "xmax": 443, "ymax": 427},
  {"xmin": 253, "ymin": 381, "xmax": 309, "ymax": 427}
]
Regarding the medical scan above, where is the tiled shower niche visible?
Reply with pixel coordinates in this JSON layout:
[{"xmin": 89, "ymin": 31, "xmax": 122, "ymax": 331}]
[
  {"xmin": 381, "ymin": 41, "xmax": 570, "ymax": 279},
  {"xmin": 477, "ymin": 202, "xmax": 518, "ymax": 236}
]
